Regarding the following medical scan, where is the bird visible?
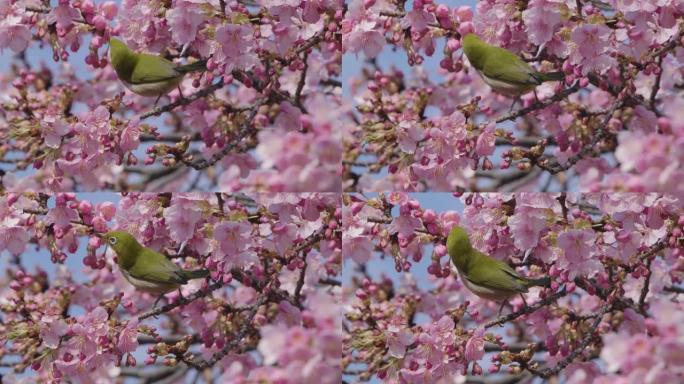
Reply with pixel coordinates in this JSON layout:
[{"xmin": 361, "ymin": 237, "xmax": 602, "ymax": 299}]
[
  {"xmin": 102, "ymin": 231, "xmax": 209, "ymax": 307},
  {"xmin": 108, "ymin": 38, "xmax": 207, "ymax": 105},
  {"xmin": 461, "ymin": 33, "xmax": 563, "ymax": 108},
  {"xmin": 446, "ymin": 225, "xmax": 550, "ymax": 315}
]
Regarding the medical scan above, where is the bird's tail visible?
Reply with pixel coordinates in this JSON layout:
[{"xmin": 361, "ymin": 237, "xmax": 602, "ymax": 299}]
[
  {"xmin": 180, "ymin": 268, "xmax": 210, "ymax": 280},
  {"xmin": 176, "ymin": 59, "xmax": 207, "ymax": 74},
  {"xmin": 536, "ymin": 71, "xmax": 564, "ymax": 82},
  {"xmin": 525, "ymin": 276, "xmax": 551, "ymax": 288}
]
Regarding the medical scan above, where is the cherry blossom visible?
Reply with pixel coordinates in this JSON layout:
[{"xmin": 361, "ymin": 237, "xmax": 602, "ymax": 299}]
[
  {"xmin": 0, "ymin": 192, "xmax": 341, "ymax": 382},
  {"xmin": 342, "ymin": 0, "xmax": 684, "ymax": 194},
  {"xmin": 0, "ymin": 0, "xmax": 343, "ymax": 192},
  {"xmin": 343, "ymin": 192, "xmax": 684, "ymax": 382}
]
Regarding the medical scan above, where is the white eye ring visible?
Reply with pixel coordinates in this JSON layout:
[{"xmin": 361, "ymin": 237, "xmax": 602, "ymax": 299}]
[{"xmin": 108, "ymin": 237, "xmax": 117, "ymax": 245}]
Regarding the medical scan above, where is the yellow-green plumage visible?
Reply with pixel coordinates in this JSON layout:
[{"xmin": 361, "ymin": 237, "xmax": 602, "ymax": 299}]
[
  {"xmin": 461, "ymin": 34, "xmax": 563, "ymax": 97},
  {"xmin": 447, "ymin": 226, "xmax": 549, "ymax": 302},
  {"xmin": 108, "ymin": 38, "xmax": 206, "ymax": 99},
  {"xmin": 104, "ymin": 231, "xmax": 208, "ymax": 296}
]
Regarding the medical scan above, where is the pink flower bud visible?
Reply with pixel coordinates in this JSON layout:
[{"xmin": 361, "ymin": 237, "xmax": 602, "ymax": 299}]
[
  {"xmin": 456, "ymin": 6, "xmax": 473, "ymax": 22},
  {"xmin": 101, "ymin": 1, "xmax": 118, "ymax": 19}
]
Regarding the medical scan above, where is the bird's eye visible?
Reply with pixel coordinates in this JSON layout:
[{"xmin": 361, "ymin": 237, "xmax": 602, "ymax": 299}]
[{"xmin": 108, "ymin": 237, "xmax": 117, "ymax": 245}]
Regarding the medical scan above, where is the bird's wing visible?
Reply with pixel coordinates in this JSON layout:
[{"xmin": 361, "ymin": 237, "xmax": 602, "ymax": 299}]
[
  {"xmin": 482, "ymin": 48, "xmax": 541, "ymax": 86},
  {"xmin": 466, "ymin": 252, "xmax": 528, "ymax": 293},
  {"xmin": 127, "ymin": 249, "xmax": 186, "ymax": 284},
  {"xmin": 129, "ymin": 54, "xmax": 182, "ymax": 84}
]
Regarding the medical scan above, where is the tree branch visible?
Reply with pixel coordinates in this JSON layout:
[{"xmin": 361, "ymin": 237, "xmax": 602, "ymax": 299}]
[
  {"xmin": 140, "ymin": 79, "xmax": 225, "ymax": 120},
  {"xmin": 495, "ymin": 82, "xmax": 581, "ymax": 123},
  {"xmin": 484, "ymin": 286, "xmax": 568, "ymax": 329},
  {"xmin": 527, "ymin": 304, "xmax": 611, "ymax": 378},
  {"xmin": 138, "ymin": 281, "xmax": 225, "ymax": 320}
]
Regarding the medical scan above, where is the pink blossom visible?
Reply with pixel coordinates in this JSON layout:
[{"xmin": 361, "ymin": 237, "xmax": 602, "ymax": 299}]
[
  {"xmin": 0, "ymin": 218, "xmax": 29, "ymax": 256},
  {"xmin": 522, "ymin": 0, "xmax": 562, "ymax": 45},
  {"xmin": 41, "ymin": 115, "xmax": 71, "ymax": 148},
  {"xmin": 45, "ymin": 205, "xmax": 79, "ymax": 228},
  {"xmin": 388, "ymin": 215, "xmax": 421, "ymax": 237},
  {"xmin": 556, "ymin": 228, "xmax": 602, "ymax": 279},
  {"xmin": 0, "ymin": 16, "xmax": 31, "ymax": 53},
  {"xmin": 163, "ymin": 201, "xmax": 203, "ymax": 244},
  {"xmin": 117, "ymin": 319, "xmax": 139, "ymax": 354},
  {"xmin": 344, "ymin": 20, "xmax": 385, "ymax": 58},
  {"xmin": 475, "ymin": 123, "xmax": 496, "ymax": 157},
  {"xmin": 214, "ymin": 24, "xmax": 259, "ymax": 71},
  {"xmin": 385, "ymin": 323, "xmax": 414, "ymax": 357},
  {"xmin": 214, "ymin": 221, "xmax": 254, "ymax": 266},
  {"xmin": 167, "ymin": 2, "xmax": 205, "ymax": 45},
  {"xmin": 401, "ymin": 9, "xmax": 437, "ymax": 32},
  {"xmin": 570, "ymin": 23, "xmax": 615, "ymax": 75},
  {"xmin": 119, "ymin": 118, "xmax": 140, "ymax": 152},
  {"xmin": 47, "ymin": 4, "xmax": 81, "ymax": 29},
  {"xmin": 464, "ymin": 327, "xmax": 485, "ymax": 361},
  {"xmin": 39, "ymin": 316, "xmax": 68, "ymax": 348},
  {"xmin": 343, "ymin": 228, "xmax": 373, "ymax": 264}
]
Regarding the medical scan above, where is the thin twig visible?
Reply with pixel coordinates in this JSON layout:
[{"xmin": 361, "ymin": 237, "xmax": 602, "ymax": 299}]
[
  {"xmin": 138, "ymin": 281, "xmax": 224, "ymax": 320},
  {"xmin": 528, "ymin": 304, "xmax": 611, "ymax": 378},
  {"xmin": 638, "ymin": 257, "xmax": 653, "ymax": 315},
  {"xmin": 495, "ymin": 82, "xmax": 581, "ymax": 123},
  {"xmin": 484, "ymin": 286, "xmax": 568, "ymax": 329},
  {"xmin": 140, "ymin": 79, "xmax": 225, "ymax": 120}
]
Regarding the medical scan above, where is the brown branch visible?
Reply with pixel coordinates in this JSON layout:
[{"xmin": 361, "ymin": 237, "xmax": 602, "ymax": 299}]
[
  {"xmin": 495, "ymin": 82, "xmax": 581, "ymax": 123},
  {"xmin": 319, "ymin": 277, "xmax": 341, "ymax": 286},
  {"xmin": 665, "ymin": 285, "xmax": 684, "ymax": 294},
  {"xmin": 649, "ymin": 56, "xmax": 663, "ymax": 114},
  {"xmin": 528, "ymin": 304, "xmax": 611, "ymax": 378},
  {"xmin": 183, "ymin": 104, "xmax": 261, "ymax": 170},
  {"xmin": 140, "ymin": 79, "xmax": 225, "ymax": 120},
  {"xmin": 181, "ymin": 294, "xmax": 267, "ymax": 370},
  {"xmin": 484, "ymin": 286, "xmax": 568, "ymax": 329},
  {"xmin": 367, "ymin": 217, "xmax": 392, "ymax": 224},
  {"xmin": 138, "ymin": 281, "xmax": 224, "ymax": 320},
  {"xmin": 294, "ymin": 259, "xmax": 308, "ymax": 306},
  {"xmin": 294, "ymin": 54, "xmax": 309, "ymax": 108},
  {"xmin": 538, "ymin": 95, "xmax": 624, "ymax": 174},
  {"xmin": 638, "ymin": 257, "xmax": 652, "ymax": 315}
]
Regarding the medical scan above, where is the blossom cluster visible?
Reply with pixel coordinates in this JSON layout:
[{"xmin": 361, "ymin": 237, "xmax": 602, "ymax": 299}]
[
  {"xmin": 1, "ymin": 0, "xmax": 344, "ymax": 192},
  {"xmin": 343, "ymin": 0, "xmax": 684, "ymax": 194},
  {"xmin": 0, "ymin": 192, "xmax": 341, "ymax": 382},
  {"xmin": 342, "ymin": 192, "xmax": 684, "ymax": 382}
]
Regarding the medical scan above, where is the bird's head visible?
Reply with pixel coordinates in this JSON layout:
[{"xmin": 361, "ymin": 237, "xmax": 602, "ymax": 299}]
[
  {"xmin": 108, "ymin": 38, "xmax": 129, "ymax": 56},
  {"xmin": 101, "ymin": 231, "xmax": 141, "ymax": 261},
  {"xmin": 446, "ymin": 226, "xmax": 473, "ymax": 266},
  {"xmin": 461, "ymin": 33, "xmax": 485, "ymax": 67},
  {"xmin": 108, "ymin": 38, "xmax": 135, "ymax": 78}
]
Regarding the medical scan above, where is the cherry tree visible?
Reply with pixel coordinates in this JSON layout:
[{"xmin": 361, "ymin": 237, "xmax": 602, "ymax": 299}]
[
  {"xmin": 342, "ymin": 0, "xmax": 684, "ymax": 195},
  {"xmin": 0, "ymin": 0, "xmax": 344, "ymax": 192},
  {"xmin": 0, "ymin": 192, "xmax": 341, "ymax": 382},
  {"xmin": 343, "ymin": 192, "xmax": 684, "ymax": 383}
]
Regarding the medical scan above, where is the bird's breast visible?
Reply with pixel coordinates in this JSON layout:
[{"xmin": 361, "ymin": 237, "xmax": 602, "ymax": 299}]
[
  {"xmin": 476, "ymin": 70, "xmax": 536, "ymax": 97},
  {"xmin": 123, "ymin": 76, "xmax": 183, "ymax": 97},
  {"xmin": 121, "ymin": 269, "xmax": 178, "ymax": 294},
  {"xmin": 457, "ymin": 270, "xmax": 517, "ymax": 301}
]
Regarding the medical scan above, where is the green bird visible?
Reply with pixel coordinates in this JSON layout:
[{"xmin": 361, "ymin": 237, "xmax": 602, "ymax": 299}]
[
  {"xmin": 102, "ymin": 231, "xmax": 209, "ymax": 307},
  {"xmin": 447, "ymin": 226, "xmax": 549, "ymax": 314},
  {"xmin": 108, "ymin": 38, "xmax": 207, "ymax": 104},
  {"xmin": 461, "ymin": 33, "xmax": 564, "ymax": 98}
]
